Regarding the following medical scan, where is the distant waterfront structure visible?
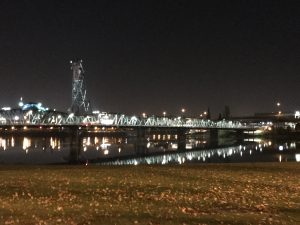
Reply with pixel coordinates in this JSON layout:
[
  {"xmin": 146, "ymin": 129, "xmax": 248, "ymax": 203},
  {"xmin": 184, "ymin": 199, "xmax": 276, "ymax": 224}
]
[{"xmin": 70, "ymin": 59, "xmax": 90, "ymax": 115}]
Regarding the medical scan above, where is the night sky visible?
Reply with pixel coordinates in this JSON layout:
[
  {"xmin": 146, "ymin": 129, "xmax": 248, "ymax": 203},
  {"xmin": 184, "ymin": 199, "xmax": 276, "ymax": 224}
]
[{"xmin": 0, "ymin": 0, "xmax": 299, "ymax": 117}]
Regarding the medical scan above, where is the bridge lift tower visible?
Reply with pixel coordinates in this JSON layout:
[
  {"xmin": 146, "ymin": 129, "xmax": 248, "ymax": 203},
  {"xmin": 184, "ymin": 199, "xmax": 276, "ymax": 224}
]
[{"xmin": 70, "ymin": 59, "xmax": 90, "ymax": 115}]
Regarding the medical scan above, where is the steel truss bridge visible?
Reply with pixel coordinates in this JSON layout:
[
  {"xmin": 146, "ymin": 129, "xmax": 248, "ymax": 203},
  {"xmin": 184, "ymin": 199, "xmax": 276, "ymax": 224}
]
[
  {"xmin": 0, "ymin": 109, "xmax": 257, "ymax": 130},
  {"xmin": 0, "ymin": 61, "xmax": 263, "ymax": 131}
]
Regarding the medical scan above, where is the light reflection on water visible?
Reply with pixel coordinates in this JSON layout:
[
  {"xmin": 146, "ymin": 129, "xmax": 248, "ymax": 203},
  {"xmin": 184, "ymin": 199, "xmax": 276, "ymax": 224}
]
[
  {"xmin": 0, "ymin": 135, "xmax": 299, "ymax": 164},
  {"xmin": 102, "ymin": 145, "xmax": 250, "ymax": 165},
  {"xmin": 100, "ymin": 141, "xmax": 300, "ymax": 165}
]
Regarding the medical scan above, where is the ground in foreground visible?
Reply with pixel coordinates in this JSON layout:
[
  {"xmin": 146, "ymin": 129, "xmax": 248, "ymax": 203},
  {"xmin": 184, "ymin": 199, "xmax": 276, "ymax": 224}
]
[{"xmin": 0, "ymin": 163, "xmax": 299, "ymax": 225}]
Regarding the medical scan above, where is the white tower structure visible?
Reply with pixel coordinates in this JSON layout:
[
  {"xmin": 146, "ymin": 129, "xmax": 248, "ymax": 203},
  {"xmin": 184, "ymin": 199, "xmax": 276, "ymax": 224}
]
[{"xmin": 70, "ymin": 59, "xmax": 90, "ymax": 115}]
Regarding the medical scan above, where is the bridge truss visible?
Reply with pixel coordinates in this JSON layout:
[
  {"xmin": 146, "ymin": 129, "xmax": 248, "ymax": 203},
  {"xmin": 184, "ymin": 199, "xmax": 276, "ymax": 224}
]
[{"xmin": 0, "ymin": 109, "xmax": 253, "ymax": 129}]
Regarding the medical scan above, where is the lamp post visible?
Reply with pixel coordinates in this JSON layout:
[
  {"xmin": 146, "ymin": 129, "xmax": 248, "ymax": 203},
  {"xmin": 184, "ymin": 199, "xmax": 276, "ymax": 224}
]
[
  {"xmin": 276, "ymin": 102, "xmax": 281, "ymax": 116},
  {"xmin": 181, "ymin": 108, "xmax": 186, "ymax": 119}
]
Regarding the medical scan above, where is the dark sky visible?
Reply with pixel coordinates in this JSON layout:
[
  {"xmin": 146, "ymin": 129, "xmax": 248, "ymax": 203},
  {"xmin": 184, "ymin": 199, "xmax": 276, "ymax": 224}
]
[{"xmin": 0, "ymin": 0, "xmax": 299, "ymax": 117}]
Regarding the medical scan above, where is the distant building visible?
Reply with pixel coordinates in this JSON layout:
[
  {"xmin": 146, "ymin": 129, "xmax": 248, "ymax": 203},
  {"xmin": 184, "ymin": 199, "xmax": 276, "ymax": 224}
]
[{"xmin": 232, "ymin": 111, "xmax": 299, "ymax": 130}]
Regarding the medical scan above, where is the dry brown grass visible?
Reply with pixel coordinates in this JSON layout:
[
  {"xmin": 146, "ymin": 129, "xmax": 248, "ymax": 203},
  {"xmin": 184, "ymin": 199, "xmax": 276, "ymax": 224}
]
[{"xmin": 0, "ymin": 163, "xmax": 299, "ymax": 224}]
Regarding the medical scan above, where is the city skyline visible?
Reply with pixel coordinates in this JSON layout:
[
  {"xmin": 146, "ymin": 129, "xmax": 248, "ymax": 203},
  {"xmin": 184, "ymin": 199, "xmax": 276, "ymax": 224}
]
[{"xmin": 0, "ymin": 1, "xmax": 298, "ymax": 117}]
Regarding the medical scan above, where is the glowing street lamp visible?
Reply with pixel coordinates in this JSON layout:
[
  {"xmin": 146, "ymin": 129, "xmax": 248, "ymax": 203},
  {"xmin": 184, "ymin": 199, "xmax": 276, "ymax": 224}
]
[
  {"xmin": 276, "ymin": 102, "xmax": 282, "ymax": 116},
  {"xmin": 200, "ymin": 111, "xmax": 207, "ymax": 118},
  {"xmin": 163, "ymin": 111, "xmax": 166, "ymax": 117},
  {"xmin": 142, "ymin": 113, "xmax": 146, "ymax": 118},
  {"xmin": 181, "ymin": 108, "xmax": 185, "ymax": 113}
]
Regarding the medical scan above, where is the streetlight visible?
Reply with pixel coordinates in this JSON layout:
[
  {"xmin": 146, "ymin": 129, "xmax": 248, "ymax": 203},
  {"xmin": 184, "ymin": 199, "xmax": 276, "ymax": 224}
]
[
  {"xmin": 200, "ymin": 111, "xmax": 207, "ymax": 118},
  {"xmin": 142, "ymin": 112, "xmax": 146, "ymax": 118},
  {"xmin": 276, "ymin": 102, "xmax": 281, "ymax": 116},
  {"xmin": 181, "ymin": 108, "xmax": 186, "ymax": 119},
  {"xmin": 163, "ymin": 111, "xmax": 166, "ymax": 117},
  {"xmin": 181, "ymin": 108, "xmax": 186, "ymax": 117}
]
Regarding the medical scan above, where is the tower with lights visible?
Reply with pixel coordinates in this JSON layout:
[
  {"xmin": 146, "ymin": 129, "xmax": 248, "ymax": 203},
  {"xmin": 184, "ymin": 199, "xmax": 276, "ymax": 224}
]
[{"xmin": 70, "ymin": 59, "xmax": 90, "ymax": 115}]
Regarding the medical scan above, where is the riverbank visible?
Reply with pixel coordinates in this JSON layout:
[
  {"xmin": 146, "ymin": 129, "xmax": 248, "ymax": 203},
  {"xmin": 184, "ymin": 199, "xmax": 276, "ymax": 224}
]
[{"xmin": 0, "ymin": 163, "xmax": 299, "ymax": 224}]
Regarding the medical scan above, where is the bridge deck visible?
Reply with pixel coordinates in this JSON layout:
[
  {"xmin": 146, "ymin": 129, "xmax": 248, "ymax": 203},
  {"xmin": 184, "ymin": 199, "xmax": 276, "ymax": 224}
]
[{"xmin": 0, "ymin": 109, "xmax": 260, "ymax": 130}]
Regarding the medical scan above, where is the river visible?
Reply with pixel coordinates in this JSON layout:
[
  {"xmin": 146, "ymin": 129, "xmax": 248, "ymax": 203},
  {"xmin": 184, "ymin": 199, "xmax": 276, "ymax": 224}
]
[{"xmin": 0, "ymin": 132, "xmax": 299, "ymax": 165}]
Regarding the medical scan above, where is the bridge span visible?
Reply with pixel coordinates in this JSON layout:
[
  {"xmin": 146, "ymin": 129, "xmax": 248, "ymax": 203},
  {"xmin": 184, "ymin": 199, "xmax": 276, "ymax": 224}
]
[{"xmin": 0, "ymin": 108, "xmax": 260, "ymax": 130}]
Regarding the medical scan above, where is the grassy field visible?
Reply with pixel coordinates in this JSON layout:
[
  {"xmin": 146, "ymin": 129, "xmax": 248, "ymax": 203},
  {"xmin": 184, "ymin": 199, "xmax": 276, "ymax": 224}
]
[{"xmin": 0, "ymin": 163, "xmax": 299, "ymax": 225}]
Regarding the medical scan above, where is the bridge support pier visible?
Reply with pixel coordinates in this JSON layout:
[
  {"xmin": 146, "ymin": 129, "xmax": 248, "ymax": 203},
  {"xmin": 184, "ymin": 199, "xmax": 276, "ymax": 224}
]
[
  {"xmin": 209, "ymin": 129, "xmax": 219, "ymax": 147},
  {"xmin": 135, "ymin": 127, "xmax": 147, "ymax": 156},
  {"xmin": 235, "ymin": 129, "xmax": 245, "ymax": 140},
  {"xmin": 69, "ymin": 126, "xmax": 82, "ymax": 164},
  {"xmin": 177, "ymin": 128, "xmax": 187, "ymax": 151}
]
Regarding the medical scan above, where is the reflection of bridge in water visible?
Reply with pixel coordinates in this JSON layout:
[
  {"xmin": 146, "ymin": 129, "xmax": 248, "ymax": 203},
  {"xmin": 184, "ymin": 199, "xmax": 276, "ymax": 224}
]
[
  {"xmin": 99, "ymin": 145, "xmax": 253, "ymax": 165},
  {"xmin": 0, "ymin": 133, "xmax": 299, "ymax": 164},
  {"xmin": 99, "ymin": 141, "xmax": 300, "ymax": 165}
]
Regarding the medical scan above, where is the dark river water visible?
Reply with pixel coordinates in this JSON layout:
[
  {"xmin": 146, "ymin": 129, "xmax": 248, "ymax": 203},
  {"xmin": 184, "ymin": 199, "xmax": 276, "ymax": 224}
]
[{"xmin": 0, "ymin": 132, "xmax": 299, "ymax": 165}]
